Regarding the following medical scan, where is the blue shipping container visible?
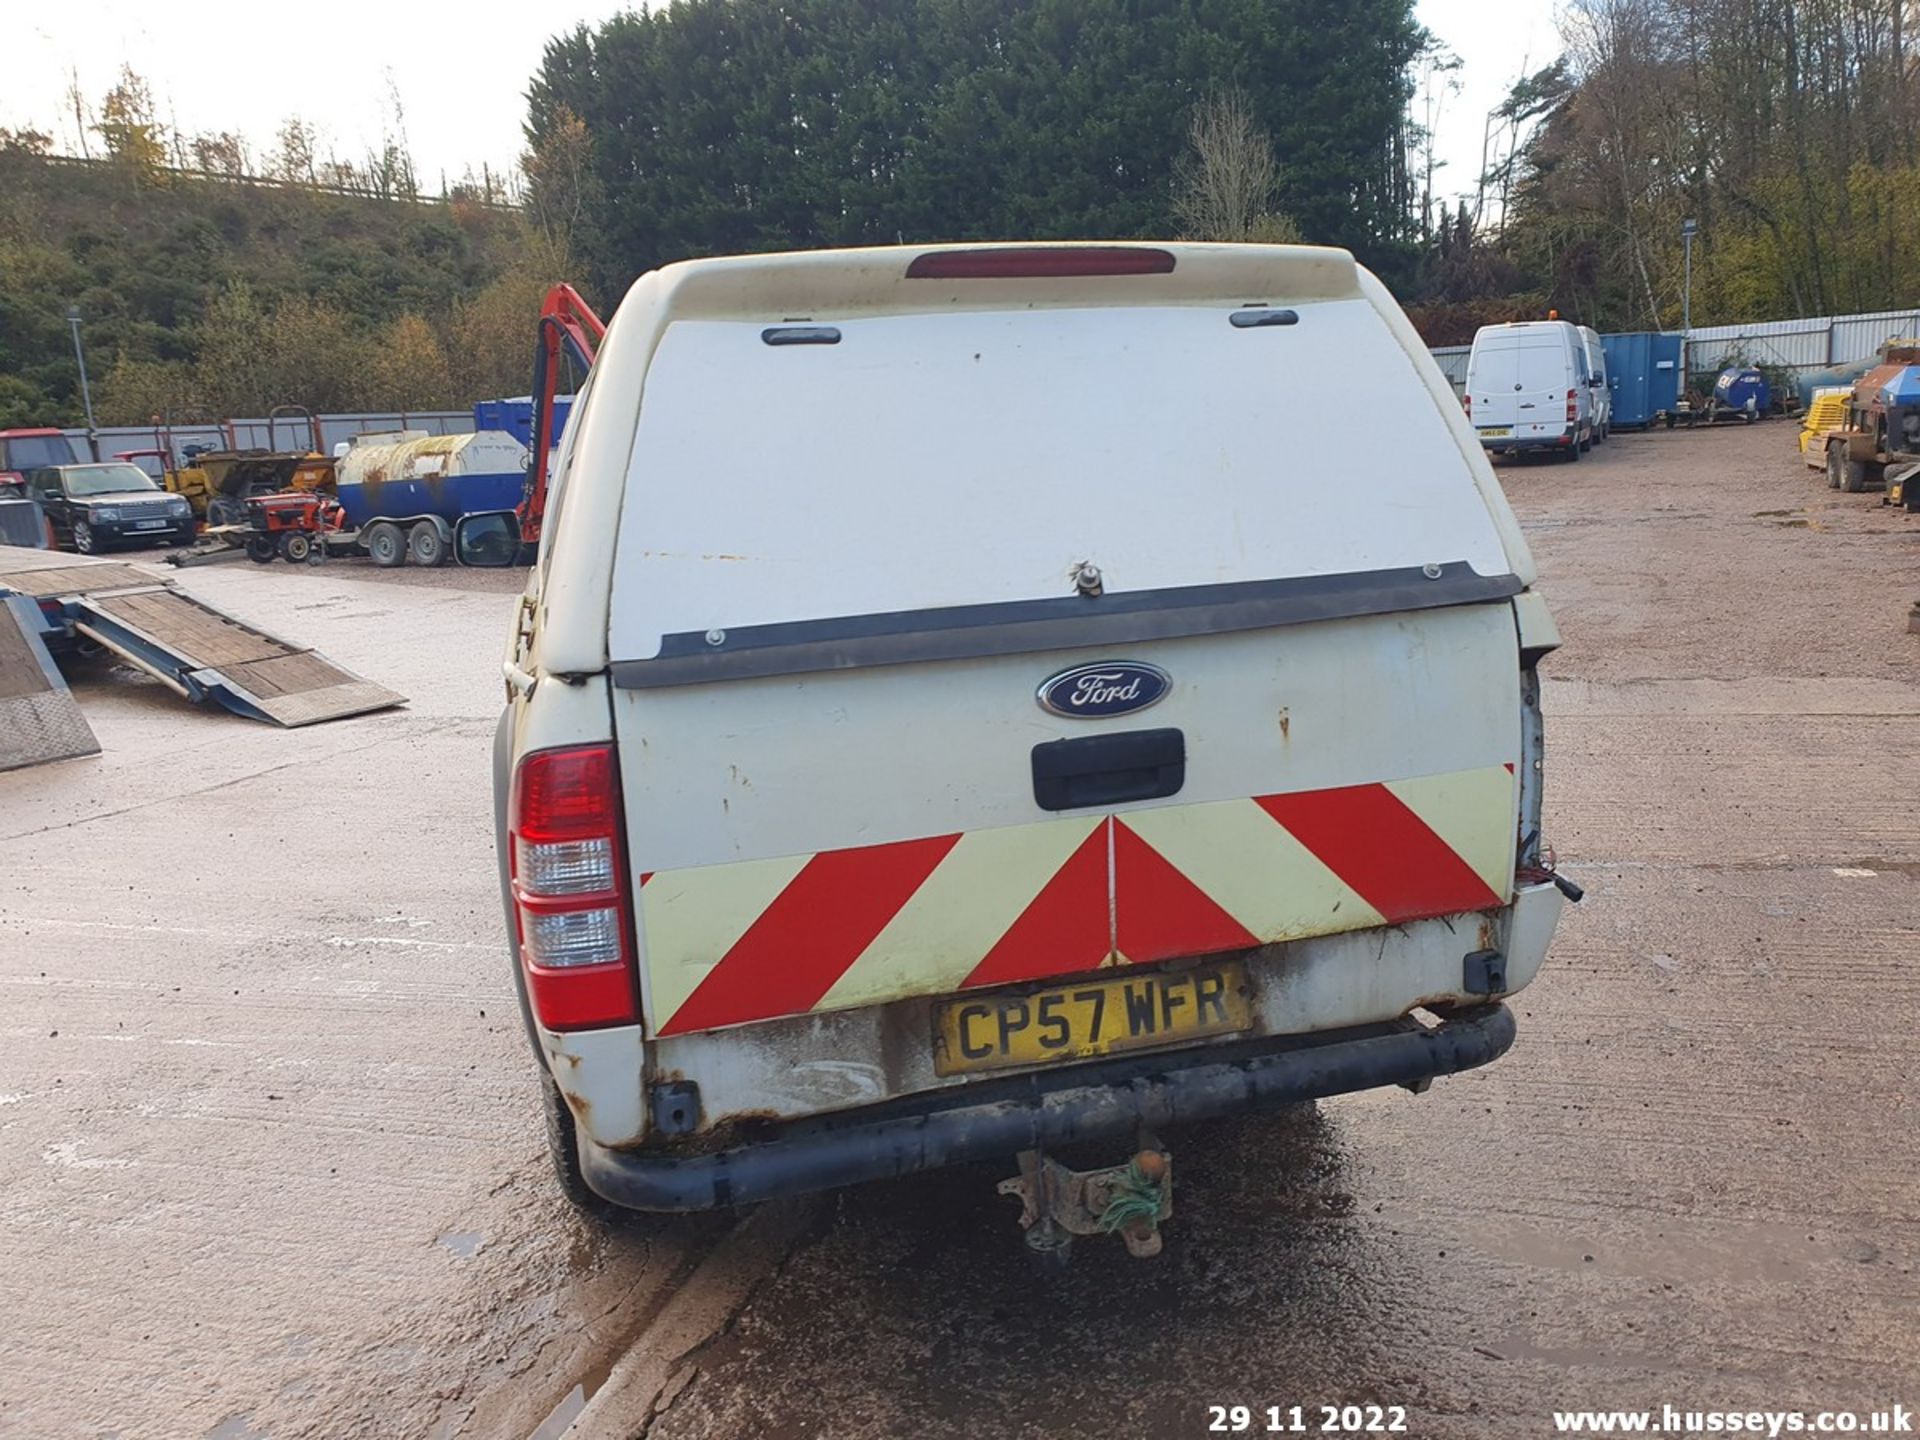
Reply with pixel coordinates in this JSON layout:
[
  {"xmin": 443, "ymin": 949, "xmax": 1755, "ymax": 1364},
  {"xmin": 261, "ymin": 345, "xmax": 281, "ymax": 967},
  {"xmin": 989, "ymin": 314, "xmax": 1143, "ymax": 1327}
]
[
  {"xmin": 473, "ymin": 395, "xmax": 574, "ymax": 450},
  {"xmin": 1601, "ymin": 332, "xmax": 1684, "ymax": 429}
]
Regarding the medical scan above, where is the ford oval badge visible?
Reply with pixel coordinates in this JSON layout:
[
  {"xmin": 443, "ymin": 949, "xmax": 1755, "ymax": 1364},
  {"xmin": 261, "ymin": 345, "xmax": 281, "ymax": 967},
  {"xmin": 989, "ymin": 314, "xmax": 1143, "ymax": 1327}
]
[{"xmin": 1037, "ymin": 661, "xmax": 1171, "ymax": 719}]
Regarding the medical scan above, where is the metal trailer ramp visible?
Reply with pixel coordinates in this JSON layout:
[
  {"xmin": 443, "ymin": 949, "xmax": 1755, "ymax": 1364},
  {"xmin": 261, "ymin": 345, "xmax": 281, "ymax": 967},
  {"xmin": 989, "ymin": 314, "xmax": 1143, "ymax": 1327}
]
[
  {"xmin": 0, "ymin": 594, "xmax": 101, "ymax": 770},
  {"xmin": 0, "ymin": 544, "xmax": 405, "ymax": 730},
  {"xmin": 68, "ymin": 586, "xmax": 405, "ymax": 727}
]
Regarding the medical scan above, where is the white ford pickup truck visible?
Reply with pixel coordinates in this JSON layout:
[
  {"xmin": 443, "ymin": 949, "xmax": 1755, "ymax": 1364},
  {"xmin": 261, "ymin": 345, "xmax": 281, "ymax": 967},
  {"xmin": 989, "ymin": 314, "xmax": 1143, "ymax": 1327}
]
[{"xmin": 464, "ymin": 242, "xmax": 1572, "ymax": 1236}]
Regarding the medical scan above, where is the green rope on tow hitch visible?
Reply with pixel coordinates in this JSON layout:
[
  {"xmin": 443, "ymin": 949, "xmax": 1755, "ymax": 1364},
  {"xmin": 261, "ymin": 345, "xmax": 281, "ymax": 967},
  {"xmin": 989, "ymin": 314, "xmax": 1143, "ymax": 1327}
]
[{"xmin": 1097, "ymin": 1158, "xmax": 1169, "ymax": 1234}]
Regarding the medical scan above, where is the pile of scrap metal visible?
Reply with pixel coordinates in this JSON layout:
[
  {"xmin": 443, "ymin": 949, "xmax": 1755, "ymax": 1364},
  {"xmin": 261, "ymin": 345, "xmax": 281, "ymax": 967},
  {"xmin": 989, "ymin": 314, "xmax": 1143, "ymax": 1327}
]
[
  {"xmin": 172, "ymin": 448, "xmax": 336, "ymax": 527},
  {"xmin": 0, "ymin": 543, "xmax": 404, "ymax": 772}
]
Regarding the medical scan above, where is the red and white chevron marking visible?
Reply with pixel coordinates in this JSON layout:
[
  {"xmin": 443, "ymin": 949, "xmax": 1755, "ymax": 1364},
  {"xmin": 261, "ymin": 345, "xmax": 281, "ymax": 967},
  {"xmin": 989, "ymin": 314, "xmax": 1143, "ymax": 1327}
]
[{"xmin": 638, "ymin": 764, "xmax": 1515, "ymax": 1036}]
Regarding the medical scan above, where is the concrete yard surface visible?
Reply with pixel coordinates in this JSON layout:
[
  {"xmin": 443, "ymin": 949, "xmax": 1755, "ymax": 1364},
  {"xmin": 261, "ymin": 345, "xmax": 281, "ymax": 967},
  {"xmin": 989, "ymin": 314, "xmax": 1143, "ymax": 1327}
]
[
  {"xmin": 0, "ymin": 559, "xmax": 730, "ymax": 1438},
  {"xmin": 2, "ymin": 420, "xmax": 1918, "ymax": 1439}
]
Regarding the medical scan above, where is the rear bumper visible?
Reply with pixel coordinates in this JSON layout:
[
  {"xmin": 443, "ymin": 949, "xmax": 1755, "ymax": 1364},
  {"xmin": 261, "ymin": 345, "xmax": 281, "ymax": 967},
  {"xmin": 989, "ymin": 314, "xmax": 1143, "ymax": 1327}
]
[
  {"xmin": 578, "ymin": 1002, "xmax": 1516, "ymax": 1212},
  {"xmin": 1478, "ymin": 433, "xmax": 1574, "ymax": 452}
]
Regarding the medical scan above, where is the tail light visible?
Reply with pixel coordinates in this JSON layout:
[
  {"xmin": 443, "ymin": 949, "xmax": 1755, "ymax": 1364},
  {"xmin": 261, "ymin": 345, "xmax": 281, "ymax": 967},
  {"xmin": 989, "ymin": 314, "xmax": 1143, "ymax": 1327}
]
[
  {"xmin": 1565, "ymin": 388, "xmax": 1578, "ymax": 424},
  {"xmin": 510, "ymin": 744, "xmax": 638, "ymax": 1030},
  {"xmin": 1464, "ymin": 393, "xmax": 1472, "ymax": 419}
]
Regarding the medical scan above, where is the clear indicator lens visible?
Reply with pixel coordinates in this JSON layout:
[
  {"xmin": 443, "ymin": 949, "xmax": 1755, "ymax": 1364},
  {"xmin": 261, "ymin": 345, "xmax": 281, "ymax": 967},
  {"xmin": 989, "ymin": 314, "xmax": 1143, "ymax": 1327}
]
[
  {"xmin": 522, "ymin": 906, "xmax": 622, "ymax": 967},
  {"xmin": 517, "ymin": 837, "xmax": 615, "ymax": 896}
]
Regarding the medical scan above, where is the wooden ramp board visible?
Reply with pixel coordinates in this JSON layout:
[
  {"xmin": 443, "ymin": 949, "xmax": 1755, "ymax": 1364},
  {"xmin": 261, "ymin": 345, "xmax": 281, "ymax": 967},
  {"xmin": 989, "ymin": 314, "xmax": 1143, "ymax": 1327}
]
[
  {"xmin": 70, "ymin": 587, "xmax": 406, "ymax": 727},
  {"xmin": 0, "ymin": 596, "xmax": 100, "ymax": 770},
  {"xmin": 0, "ymin": 561, "xmax": 158, "ymax": 599}
]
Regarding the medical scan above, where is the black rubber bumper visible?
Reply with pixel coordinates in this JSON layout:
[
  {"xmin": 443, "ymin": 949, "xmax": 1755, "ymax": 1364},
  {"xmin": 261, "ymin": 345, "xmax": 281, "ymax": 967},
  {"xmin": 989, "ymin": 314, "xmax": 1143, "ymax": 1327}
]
[{"xmin": 578, "ymin": 1004, "xmax": 1517, "ymax": 1213}]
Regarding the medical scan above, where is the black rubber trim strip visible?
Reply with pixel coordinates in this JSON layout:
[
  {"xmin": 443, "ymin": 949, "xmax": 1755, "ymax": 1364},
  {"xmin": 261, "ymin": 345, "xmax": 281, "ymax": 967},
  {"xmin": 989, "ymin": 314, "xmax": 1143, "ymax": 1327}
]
[
  {"xmin": 1230, "ymin": 307, "xmax": 1299, "ymax": 328},
  {"xmin": 577, "ymin": 1003, "xmax": 1516, "ymax": 1212},
  {"xmin": 611, "ymin": 562, "xmax": 1522, "ymax": 688}
]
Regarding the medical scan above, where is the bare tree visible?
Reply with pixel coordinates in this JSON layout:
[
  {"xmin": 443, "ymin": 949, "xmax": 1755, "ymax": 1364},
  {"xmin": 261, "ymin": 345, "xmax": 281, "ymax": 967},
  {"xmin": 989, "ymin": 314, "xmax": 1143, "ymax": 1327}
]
[
  {"xmin": 271, "ymin": 118, "xmax": 318, "ymax": 185},
  {"xmin": 522, "ymin": 105, "xmax": 598, "ymax": 261},
  {"xmin": 191, "ymin": 131, "xmax": 252, "ymax": 177},
  {"xmin": 66, "ymin": 67, "xmax": 92, "ymax": 160},
  {"xmin": 1173, "ymin": 91, "xmax": 1299, "ymax": 243}
]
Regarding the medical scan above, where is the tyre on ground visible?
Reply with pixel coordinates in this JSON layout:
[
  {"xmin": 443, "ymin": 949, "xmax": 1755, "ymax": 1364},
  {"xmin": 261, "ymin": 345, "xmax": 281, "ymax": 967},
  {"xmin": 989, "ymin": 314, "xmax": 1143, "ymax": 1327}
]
[
  {"xmin": 541, "ymin": 1070, "xmax": 628, "ymax": 1225},
  {"xmin": 245, "ymin": 534, "xmax": 277, "ymax": 564},
  {"xmin": 408, "ymin": 520, "xmax": 448, "ymax": 567},
  {"xmin": 279, "ymin": 532, "xmax": 313, "ymax": 563},
  {"xmin": 365, "ymin": 521, "xmax": 406, "ymax": 568}
]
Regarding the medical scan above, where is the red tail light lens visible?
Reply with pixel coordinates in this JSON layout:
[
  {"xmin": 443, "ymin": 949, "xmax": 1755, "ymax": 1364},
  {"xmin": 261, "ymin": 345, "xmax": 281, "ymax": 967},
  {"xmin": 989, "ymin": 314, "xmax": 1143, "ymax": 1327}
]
[
  {"xmin": 1565, "ymin": 389, "xmax": 1578, "ymax": 423},
  {"xmin": 906, "ymin": 246, "xmax": 1176, "ymax": 279},
  {"xmin": 1463, "ymin": 393, "xmax": 1472, "ymax": 418},
  {"xmin": 510, "ymin": 744, "xmax": 638, "ymax": 1030}
]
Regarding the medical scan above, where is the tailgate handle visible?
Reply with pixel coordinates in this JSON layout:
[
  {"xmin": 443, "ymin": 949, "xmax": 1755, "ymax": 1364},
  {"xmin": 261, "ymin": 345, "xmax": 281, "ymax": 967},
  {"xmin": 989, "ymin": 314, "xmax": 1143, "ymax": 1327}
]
[{"xmin": 1031, "ymin": 728, "xmax": 1185, "ymax": 812}]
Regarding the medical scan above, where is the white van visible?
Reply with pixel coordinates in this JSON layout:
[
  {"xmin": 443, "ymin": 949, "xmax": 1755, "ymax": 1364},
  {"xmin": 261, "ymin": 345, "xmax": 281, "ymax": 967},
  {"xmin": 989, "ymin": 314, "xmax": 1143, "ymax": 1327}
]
[
  {"xmin": 1466, "ymin": 320, "xmax": 1594, "ymax": 460},
  {"xmin": 1578, "ymin": 324, "xmax": 1611, "ymax": 442},
  {"xmin": 464, "ymin": 244, "xmax": 1573, "ymax": 1229}
]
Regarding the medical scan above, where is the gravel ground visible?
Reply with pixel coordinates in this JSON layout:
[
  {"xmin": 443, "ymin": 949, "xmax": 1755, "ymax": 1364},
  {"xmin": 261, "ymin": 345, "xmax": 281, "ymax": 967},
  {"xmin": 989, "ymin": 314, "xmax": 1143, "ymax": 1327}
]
[{"xmin": 626, "ymin": 422, "xmax": 1920, "ymax": 1440}]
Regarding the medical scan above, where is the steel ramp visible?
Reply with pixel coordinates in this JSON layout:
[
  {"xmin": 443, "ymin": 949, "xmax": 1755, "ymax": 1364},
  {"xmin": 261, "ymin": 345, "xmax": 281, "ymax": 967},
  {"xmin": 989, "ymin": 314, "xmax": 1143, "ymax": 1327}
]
[
  {"xmin": 0, "ymin": 543, "xmax": 405, "ymax": 729},
  {"xmin": 67, "ymin": 586, "xmax": 405, "ymax": 727},
  {"xmin": 0, "ymin": 595, "xmax": 100, "ymax": 770}
]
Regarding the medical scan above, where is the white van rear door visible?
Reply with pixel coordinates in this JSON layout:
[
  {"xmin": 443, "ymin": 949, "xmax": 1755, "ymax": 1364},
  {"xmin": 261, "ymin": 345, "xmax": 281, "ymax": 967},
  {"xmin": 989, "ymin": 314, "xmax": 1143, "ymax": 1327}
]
[
  {"xmin": 609, "ymin": 298, "xmax": 1525, "ymax": 1038},
  {"xmin": 1472, "ymin": 328, "xmax": 1573, "ymax": 442}
]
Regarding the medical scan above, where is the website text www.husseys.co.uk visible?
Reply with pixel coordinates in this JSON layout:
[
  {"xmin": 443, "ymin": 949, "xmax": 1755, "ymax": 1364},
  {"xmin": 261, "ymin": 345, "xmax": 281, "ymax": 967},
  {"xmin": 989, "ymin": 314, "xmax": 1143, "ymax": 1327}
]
[{"xmin": 1552, "ymin": 1406, "xmax": 1912, "ymax": 1436}]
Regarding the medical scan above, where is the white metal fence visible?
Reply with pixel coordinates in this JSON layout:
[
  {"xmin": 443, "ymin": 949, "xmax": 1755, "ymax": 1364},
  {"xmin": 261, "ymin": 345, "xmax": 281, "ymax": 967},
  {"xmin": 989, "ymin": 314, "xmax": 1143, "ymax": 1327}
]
[{"xmin": 1429, "ymin": 307, "xmax": 1920, "ymax": 396}]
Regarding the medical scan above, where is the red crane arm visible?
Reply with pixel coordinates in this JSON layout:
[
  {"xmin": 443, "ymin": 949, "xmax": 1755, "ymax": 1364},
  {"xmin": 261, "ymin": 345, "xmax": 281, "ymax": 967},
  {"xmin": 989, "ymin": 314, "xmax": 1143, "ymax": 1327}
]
[{"xmin": 519, "ymin": 283, "xmax": 606, "ymax": 544}]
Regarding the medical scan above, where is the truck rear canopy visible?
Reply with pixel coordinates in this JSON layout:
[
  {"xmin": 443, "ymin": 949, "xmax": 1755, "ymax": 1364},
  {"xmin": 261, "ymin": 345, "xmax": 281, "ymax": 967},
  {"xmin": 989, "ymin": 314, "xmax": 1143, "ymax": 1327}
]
[
  {"xmin": 601, "ymin": 276, "xmax": 1526, "ymax": 1040},
  {"xmin": 608, "ymin": 298, "xmax": 1515, "ymax": 667}
]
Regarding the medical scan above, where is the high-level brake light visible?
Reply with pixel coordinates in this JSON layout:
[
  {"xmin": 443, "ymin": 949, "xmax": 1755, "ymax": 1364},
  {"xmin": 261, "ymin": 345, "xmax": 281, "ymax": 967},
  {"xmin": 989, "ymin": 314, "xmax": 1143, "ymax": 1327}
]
[{"xmin": 905, "ymin": 247, "xmax": 1176, "ymax": 280}]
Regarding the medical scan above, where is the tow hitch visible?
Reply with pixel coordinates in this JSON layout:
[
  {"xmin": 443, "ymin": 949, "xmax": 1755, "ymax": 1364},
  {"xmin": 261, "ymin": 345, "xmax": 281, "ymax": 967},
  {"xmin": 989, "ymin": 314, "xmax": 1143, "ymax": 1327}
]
[{"xmin": 998, "ymin": 1142, "xmax": 1172, "ymax": 1263}]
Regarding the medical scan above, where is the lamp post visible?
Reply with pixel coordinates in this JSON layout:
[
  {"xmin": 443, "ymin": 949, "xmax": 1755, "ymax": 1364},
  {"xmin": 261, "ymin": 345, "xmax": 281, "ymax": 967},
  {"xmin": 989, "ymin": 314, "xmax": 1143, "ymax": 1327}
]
[
  {"xmin": 1681, "ymin": 218, "xmax": 1698, "ymax": 333},
  {"xmin": 66, "ymin": 305, "xmax": 99, "ymax": 460}
]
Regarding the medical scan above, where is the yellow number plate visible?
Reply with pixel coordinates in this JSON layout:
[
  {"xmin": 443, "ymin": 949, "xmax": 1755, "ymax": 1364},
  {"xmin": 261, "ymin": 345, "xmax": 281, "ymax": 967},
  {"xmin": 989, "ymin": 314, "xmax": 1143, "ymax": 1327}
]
[
  {"xmin": 934, "ymin": 963, "xmax": 1252, "ymax": 1076},
  {"xmin": 1478, "ymin": 426, "xmax": 1513, "ymax": 438}
]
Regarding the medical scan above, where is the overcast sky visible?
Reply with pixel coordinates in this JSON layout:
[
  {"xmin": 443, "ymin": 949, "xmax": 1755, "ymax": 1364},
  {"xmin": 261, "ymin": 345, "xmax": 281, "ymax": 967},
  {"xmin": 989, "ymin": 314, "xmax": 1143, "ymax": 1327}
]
[{"xmin": 4, "ymin": 0, "xmax": 1559, "ymax": 216}]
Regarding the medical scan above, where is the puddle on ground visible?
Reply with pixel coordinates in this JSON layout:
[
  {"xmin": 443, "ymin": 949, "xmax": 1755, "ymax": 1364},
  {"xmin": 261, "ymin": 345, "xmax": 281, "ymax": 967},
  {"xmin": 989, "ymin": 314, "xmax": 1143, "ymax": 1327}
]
[
  {"xmin": 437, "ymin": 1230, "xmax": 485, "ymax": 1259},
  {"xmin": 527, "ymin": 1384, "xmax": 587, "ymax": 1440}
]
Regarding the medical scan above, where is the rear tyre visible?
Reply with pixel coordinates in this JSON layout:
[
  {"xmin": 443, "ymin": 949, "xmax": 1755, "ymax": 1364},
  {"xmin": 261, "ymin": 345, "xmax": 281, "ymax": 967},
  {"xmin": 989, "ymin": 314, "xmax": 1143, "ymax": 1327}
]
[
  {"xmin": 365, "ymin": 521, "xmax": 406, "ymax": 568},
  {"xmin": 245, "ymin": 535, "xmax": 277, "ymax": 564},
  {"xmin": 206, "ymin": 497, "xmax": 242, "ymax": 528},
  {"xmin": 279, "ymin": 532, "xmax": 313, "ymax": 563},
  {"xmin": 1841, "ymin": 458, "xmax": 1869, "ymax": 494},
  {"xmin": 1827, "ymin": 445, "xmax": 1845, "ymax": 490},
  {"xmin": 1565, "ymin": 439, "xmax": 1582, "ymax": 463},
  {"xmin": 541, "ymin": 1070, "xmax": 630, "ymax": 1226},
  {"xmin": 407, "ymin": 520, "xmax": 448, "ymax": 568}
]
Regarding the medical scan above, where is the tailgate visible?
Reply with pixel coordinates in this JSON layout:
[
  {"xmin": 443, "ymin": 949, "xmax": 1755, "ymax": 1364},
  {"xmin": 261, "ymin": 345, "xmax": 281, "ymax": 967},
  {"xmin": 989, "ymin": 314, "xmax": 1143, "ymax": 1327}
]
[
  {"xmin": 616, "ymin": 601, "xmax": 1521, "ymax": 1037},
  {"xmin": 606, "ymin": 295, "xmax": 1524, "ymax": 1038}
]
